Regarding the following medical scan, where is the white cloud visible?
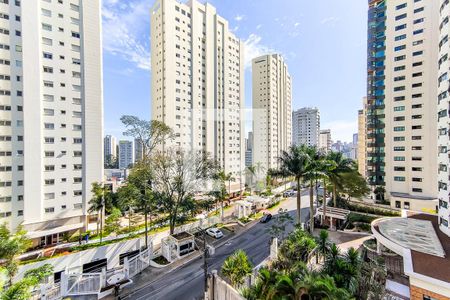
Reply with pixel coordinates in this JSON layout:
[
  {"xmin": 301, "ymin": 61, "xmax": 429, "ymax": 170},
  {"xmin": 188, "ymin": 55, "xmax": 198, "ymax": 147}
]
[
  {"xmin": 243, "ymin": 34, "xmax": 276, "ymax": 68},
  {"xmin": 102, "ymin": 0, "xmax": 151, "ymax": 71},
  {"xmin": 294, "ymin": 22, "xmax": 300, "ymax": 27},
  {"xmin": 234, "ymin": 14, "xmax": 245, "ymax": 22},
  {"xmin": 256, "ymin": 24, "xmax": 262, "ymax": 30},
  {"xmin": 322, "ymin": 120, "xmax": 357, "ymax": 142},
  {"xmin": 320, "ymin": 16, "xmax": 340, "ymax": 26}
]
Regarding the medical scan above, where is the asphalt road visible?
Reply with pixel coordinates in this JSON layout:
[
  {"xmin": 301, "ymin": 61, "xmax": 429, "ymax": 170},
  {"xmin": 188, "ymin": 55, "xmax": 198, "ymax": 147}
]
[{"xmin": 121, "ymin": 190, "xmax": 310, "ymax": 300}]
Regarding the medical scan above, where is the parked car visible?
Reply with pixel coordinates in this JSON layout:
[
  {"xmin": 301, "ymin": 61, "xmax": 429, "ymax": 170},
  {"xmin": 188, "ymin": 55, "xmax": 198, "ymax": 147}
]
[
  {"xmin": 260, "ymin": 213, "xmax": 272, "ymax": 223},
  {"xmin": 206, "ymin": 227, "xmax": 223, "ymax": 239},
  {"xmin": 283, "ymin": 190, "xmax": 296, "ymax": 197}
]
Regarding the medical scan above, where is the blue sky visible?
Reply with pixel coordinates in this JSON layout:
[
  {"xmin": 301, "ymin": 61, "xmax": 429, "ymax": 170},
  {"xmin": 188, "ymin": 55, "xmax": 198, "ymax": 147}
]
[{"xmin": 102, "ymin": 0, "xmax": 367, "ymax": 142}]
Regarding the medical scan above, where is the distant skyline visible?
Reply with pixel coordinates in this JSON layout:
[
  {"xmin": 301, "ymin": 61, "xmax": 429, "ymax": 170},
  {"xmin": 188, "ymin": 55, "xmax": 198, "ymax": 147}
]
[{"xmin": 102, "ymin": 0, "xmax": 367, "ymax": 142}]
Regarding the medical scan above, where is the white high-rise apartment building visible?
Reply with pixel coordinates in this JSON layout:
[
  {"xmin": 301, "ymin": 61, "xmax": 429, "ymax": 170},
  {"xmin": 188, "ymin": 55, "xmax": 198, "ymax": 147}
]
[
  {"xmin": 0, "ymin": 0, "xmax": 103, "ymax": 245},
  {"xmin": 438, "ymin": 0, "xmax": 450, "ymax": 236},
  {"xmin": 104, "ymin": 135, "xmax": 117, "ymax": 161},
  {"xmin": 319, "ymin": 129, "xmax": 332, "ymax": 153},
  {"xmin": 292, "ymin": 107, "xmax": 320, "ymax": 147},
  {"xmin": 252, "ymin": 54, "xmax": 292, "ymax": 170},
  {"xmin": 384, "ymin": 0, "xmax": 439, "ymax": 212},
  {"xmin": 118, "ymin": 141, "xmax": 134, "ymax": 170},
  {"xmin": 151, "ymin": 0, "xmax": 245, "ymax": 192}
]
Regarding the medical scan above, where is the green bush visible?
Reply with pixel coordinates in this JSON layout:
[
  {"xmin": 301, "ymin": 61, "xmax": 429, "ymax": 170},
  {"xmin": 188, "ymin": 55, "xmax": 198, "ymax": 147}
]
[{"xmin": 347, "ymin": 212, "xmax": 377, "ymax": 224}]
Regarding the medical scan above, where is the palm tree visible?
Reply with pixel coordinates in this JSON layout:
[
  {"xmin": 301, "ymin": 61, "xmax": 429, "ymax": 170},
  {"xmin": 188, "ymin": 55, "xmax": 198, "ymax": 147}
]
[
  {"xmin": 317, "ymin": 229, "xmax": 330, "ymax": 263},
  {"xmin": 303, "ymin": 146, "xmax": 327, "ymax": 233},
  {"xmin": 327, "ymin": 152, "xmax": 354, "ymax": 207},
  {"xmin": 244, "ymin": 165, "xmax": 256, "ymax": 194},
  {"xmin": 212, "ymin": 170, "xmax": 230, "ymax": 220},
  {"xmin": 88, "ymin": 182, "xmax": 112, "ymax": 243},
  {"xmin": 221, "ymin": 249, "xmax": 253, "ymax": 287},
  {"xmin": 278, "ymin": 145, "xmax": 310, "ymax": 225}
]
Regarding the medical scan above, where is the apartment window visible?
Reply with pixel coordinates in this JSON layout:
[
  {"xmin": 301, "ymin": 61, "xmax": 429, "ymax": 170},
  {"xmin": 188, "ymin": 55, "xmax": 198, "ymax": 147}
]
[
  {"xmin": 413, "ymin": 18, "xmax": 424, "ymax": 24},
  {"xmin": 42, "ymin": 23, "xmax": 52, "ymax": 31},
  {"xmin": 45, "ymin": 165, "xmax": 55, "ymax": 171},
  {"xmin": 395, "ymin": 34, "xmax": 406, "ymax": 42},
  {"xmin": 394, "ymin": 45, "xmax": 406, "ymax": 51},
  {"xmin": 394, "ymin": 156, "xmax": 406, "ymax": 161},
  {"xmin": 43, "ymin": 66, "xmax": 53, "ymax": 73},
  {"xmin": 412, "ymin": 104, "xmax": 422, "ymax": 109},
  {"xmin": 44, "ymin": 207, "xmax": 55, "ymax": 213},
  {"xmin": 394, "ymin": 86, "xmax": 405, "ymax": 91},
  {"xmin": 394, "ymin": 146, "xmax": 405, "ymax": 151},
  {"xmin": 394, "ymin": 106, "xmax": 405, "ymax": 111},
  {"xmin": 71, "ymin": 31, "xmax": 80, "ymax": 38},
  {"xmin": 413, "ymin": 29, "xmax": 424, "ymax": 35},
  {"xmin": 413, "ymin": 61, "xmax": 423, "ymax": 67},
  {"xmin": 412, "ymin": 146, "xmax": 422, "ymax": 150},
  {"xmin": 412, "ymin": 178, "xmax": 422, "ymax": 182},
  {"xmin": 413, "ymin": 50, "xmax": 423, "ymax": 56},
  {"xmin": 394, "ymin": 96, "xmax": 405, "ymax": 101},
  {"xmin": 414, "ymin": 7, "xmax": 424, "ymax": 13},
  {"xmin": 45, "ymin": 179, "xmax": 55, "ymax": 185},
  {"xmin": 394, "ymin": 167, "xmax": 405, "ymax": 171},
  {"xmin": 412, "ymin": 167, "xmax": 423, "ymax": 172},
  {"xmin": 44, "ymin": 193, "xmax": 55, "ymax": 200},
  {"xmin": 73, "ymin": 190, "xmax": 82, "ymax": 196},
  {"xmin": 394, "ymin": 116, "xmax": 405, "ymax": 121},
  {"xmin": 394, "ymin": 136, "xmax": 405, "ymax": 141},
  {"xmin": 395, "ymin": 24, "xmax": 407, "ymax": 31},
  {"xmin": 412, "ymin": 125, "xmax": 422, "ymax": 130},
  {"xmin": 394, "ymin": 176, "xmax": 406, "ymax": 182},
  {"xmin": 394, "ymin": 55, "xmax": 406, "ymax": 61},
  {"xmin": 394, "ymin": 65, "xmax": 405, "ymax": 71},
  {"xmin": 404, "ymin": 202, "xmax": 410, "ymax": 209}
]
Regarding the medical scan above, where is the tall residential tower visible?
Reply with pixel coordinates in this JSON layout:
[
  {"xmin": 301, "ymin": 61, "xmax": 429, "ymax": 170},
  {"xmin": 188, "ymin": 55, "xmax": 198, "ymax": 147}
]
[
  {"xmin": 384, "ymin": 0, "xmax": 439, "ymax": 211},
  {"xmin": 292, "ymin": 107, "xmax": 320, "ymax": 147},
  {"xmin": 252, "ymin": 54, "xmax": 292, "ymax": 170},
  {"xmin": 0, "ymin": 0, "xmax": 103, "ymax": 246},
  {"xmin": 150, "ymin": 0, "xmax": 245, "ymax": 192}
]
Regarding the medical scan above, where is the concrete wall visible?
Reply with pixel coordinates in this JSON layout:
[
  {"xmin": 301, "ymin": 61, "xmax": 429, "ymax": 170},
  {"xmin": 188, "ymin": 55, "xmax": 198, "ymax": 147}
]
[{"xmin": 16, "ymin": 236, "xmax": 145, "ymax": 281}]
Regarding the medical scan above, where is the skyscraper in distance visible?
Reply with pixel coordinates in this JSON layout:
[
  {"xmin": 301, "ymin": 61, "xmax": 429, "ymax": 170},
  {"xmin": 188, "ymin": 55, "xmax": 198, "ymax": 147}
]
[
  {"xmin": 252, "ymin": 54, "xmax": 292, "ymax": 171},
  {"xmin": 292, "ymin": 107, "xmax": 320, "ymax": 147}
]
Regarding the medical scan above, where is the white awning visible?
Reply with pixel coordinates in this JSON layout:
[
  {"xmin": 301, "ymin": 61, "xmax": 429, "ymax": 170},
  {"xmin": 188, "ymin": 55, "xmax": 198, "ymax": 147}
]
[{"xmin": 27, "ymin": 222, "xmax": 84, "ymax": 239}]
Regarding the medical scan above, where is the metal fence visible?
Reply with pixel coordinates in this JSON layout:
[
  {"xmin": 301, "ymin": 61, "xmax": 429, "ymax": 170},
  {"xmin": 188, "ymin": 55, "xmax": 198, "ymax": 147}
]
[
  {"xmin": 63, "ymin": 273, "xmax": 102, "ymax": 296},
  {"xmin": 126, "ymin": 248, "xmax": 152, "ymax": 278}
]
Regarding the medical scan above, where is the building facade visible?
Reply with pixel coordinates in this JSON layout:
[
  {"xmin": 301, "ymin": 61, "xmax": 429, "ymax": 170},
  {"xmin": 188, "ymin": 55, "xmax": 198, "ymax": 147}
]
[
  {"xmin": 150, "ymin": 0, "xmax": 245, "ymax": 191},
  {"xmin": 357, "ymin": 97, "xmax": 367, "ymax": 176},
  {"xmin": 252, "ymin": 54, "xmax": 292, "ymax": 170},
  {"xmin": 319, "ymin": 129, "xmax": 331, "ymax": 153},
  {"xmin": 292, "ymin": 107, "xmax": 320, "ymax": 147},
  {"xmin": 104, "ymin": 134, "xmax": 117, "ymax": 162},
  {"xmin": 118, "ymin": 140, "xmax": 134, "ymax": 170},
  {"xmin": 438, "ymin": 0, "xmax": 450, "ymax": 237},
  {"xmin": 383, "ymin": 0, "xmax": 439, "ymax": 212},
  {"xmin": 0, "ymin": 0, "xmax": 103, "ymax": 245},
  {"xmin": 366, "ymin": 0, "xmax": 387, "ymax": 188},
  {"xmin": 245, "ymin": 131, "xmax": 252, "ymax": 167}
]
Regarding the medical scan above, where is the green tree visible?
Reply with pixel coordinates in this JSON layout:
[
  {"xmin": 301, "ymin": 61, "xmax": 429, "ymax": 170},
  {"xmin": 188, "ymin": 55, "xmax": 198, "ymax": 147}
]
[
  {"xmin": 126, "ymin": 161, "xmax": 155, "ymax": 247},
  {"xmin": 152, "ymin": 149, "xmax": 216, "ymax": 234},
  {"xmin": 339, "ymin": 171, "xmax": 370, "ymax": 201},
  {"xmin": 221, "ymin": 249, "xmax": 253, "ymax": 287},
  {"xmin": 326, "ymin": 152, "xmax": 354, "ymax": 207},
  {"xmin": 0, "ymin": 225, "xmax": 32, "ymax": 285},
  {"xmin": 120, "ymin": 115, "xmax": 173, "ymax": 163},
  {"xmin": 374, "ymin": 186, "xmax": 386, "ymax": 201},
  {"xmin": 104, "ymin": 207, "xmax": 122, "ymax": 235},
  {"xmin": 278, "ymin": 145, "xmax": 310, "ymax": 225},
  {"xmin": 117, "ymin": 183, "xmax": 140, "ymax": 231},
  {"xmin": 0, "ymin": 264, "xmax": 53, "ymax": 300}
]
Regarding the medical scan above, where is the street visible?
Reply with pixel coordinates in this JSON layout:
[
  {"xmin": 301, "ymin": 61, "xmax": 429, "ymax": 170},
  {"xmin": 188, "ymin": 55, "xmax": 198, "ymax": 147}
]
[{"xmin": 121, "ymin": 190, "xmax": 311, "ymax": 300}]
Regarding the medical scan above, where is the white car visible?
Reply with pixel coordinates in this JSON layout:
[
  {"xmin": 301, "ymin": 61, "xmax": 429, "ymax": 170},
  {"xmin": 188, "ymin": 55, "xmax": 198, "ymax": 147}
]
[{"xmin": 206, "ymin": 227, "xmax": 223, "ymax": 239}]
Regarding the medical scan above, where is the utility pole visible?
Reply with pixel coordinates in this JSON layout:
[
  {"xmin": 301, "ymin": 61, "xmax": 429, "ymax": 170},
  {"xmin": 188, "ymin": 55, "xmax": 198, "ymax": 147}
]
[{"xmin": 202, "ymin": 229, "xmax": 209, "ymax": 293}]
